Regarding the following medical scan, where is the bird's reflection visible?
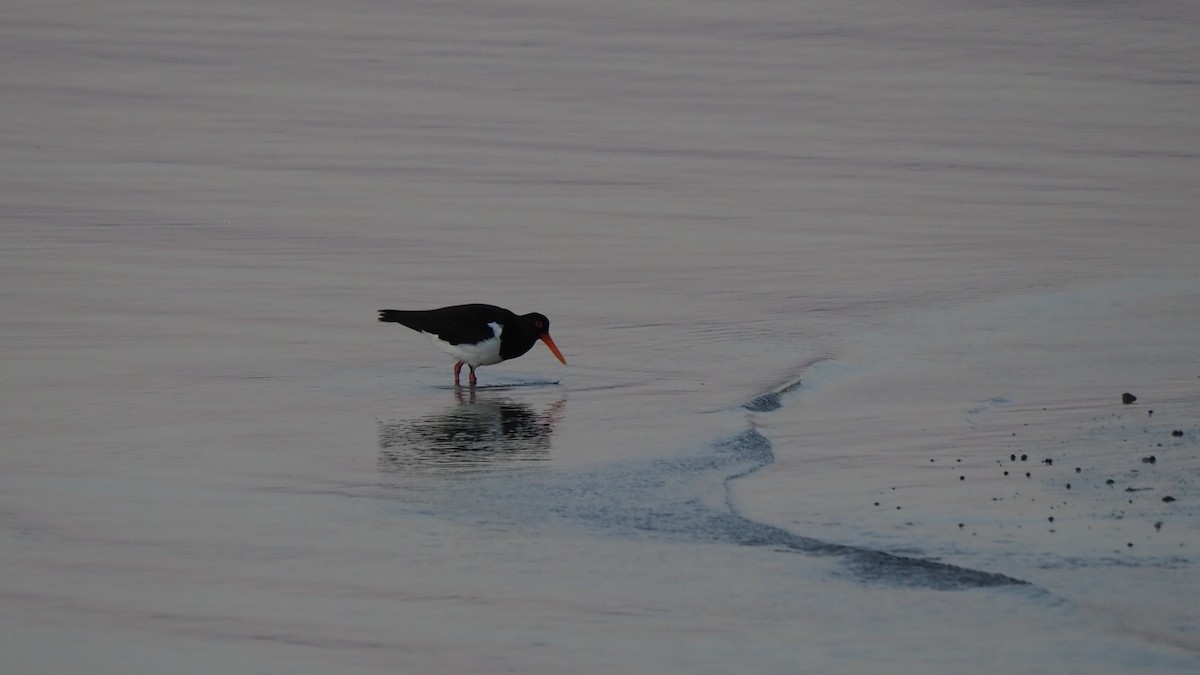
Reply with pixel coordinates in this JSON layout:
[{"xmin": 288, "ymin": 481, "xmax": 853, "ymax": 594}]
[{"xmin": 378, "ymin": 392, "xmax": 565, "ymax": 475}]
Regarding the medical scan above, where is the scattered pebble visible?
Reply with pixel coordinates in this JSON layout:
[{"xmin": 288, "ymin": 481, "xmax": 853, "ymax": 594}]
[{"xmin": 945, "ymin": 389, "xmax": 1186, "ymax": 556}]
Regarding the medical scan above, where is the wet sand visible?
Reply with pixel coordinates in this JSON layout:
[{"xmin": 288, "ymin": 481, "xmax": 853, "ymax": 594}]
[{"xmin": 2, "ymin": 1, "xmax": 1198, "ymax": 672}]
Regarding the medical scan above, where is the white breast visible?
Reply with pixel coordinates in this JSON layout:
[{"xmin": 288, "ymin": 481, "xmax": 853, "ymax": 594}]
[{"xmin": 425, "ymin": 321, "xmax": 504, "ymax": 367}]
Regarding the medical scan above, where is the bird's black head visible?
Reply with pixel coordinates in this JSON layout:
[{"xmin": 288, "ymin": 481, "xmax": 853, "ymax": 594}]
[
  {"xmin": 522, "ymin": 312, "xmax": 566, "ymax": 365},
  {"xmin": 525, "ymin": 312, "xmax": 551, "ymax": 335}
]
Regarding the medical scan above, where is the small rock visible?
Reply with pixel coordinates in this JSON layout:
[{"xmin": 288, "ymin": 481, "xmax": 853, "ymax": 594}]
[
  {"xmin": 1106, "ymin": 479, "xmax": 1116, "ymax": 485},
  {"xmin": 1142, "ymin": 456, "xmax": 1157, "ymax": 464},
  {"xmin": 1154, "ymin": 521, "xmax": 1163, "ymax": 531},
  {"xmin": 1025, "ymin": 472, "xmax": 1031, "ymax": 478},
  {"xmin": 1048, "ymin": 516, "xmax": 1055, "ymax": 523},
  {"xmin": 1172, "ymin": 429, "xmax": 1184, "ymax": 437},
  {"xmin": 1010, "ymin": 454, "xmax": 1016, "ymax": 461},
  {"xmin": 1122, "ymin": 392, "xmax": 1137, "ymax": 405},
  {"xmin": 1162, "ymin": 495, "xmax": 1176, "ymax": 503},
  {"xmin": 1043, "ymin": 458, "xmax": 1053, "ymax": 465},
  {"xmin": 1020, "ymin": 454, "xmax": 1028, "ymax": 461},
  {"xmin": 1075, "ymin": 467, "xmax": 1082, "ymax": 473}
]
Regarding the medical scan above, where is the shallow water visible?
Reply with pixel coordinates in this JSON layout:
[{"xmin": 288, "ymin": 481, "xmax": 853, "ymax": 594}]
[{"xmin": 3, "ymin": 1, "xmax": 1199, "ymax": 672}]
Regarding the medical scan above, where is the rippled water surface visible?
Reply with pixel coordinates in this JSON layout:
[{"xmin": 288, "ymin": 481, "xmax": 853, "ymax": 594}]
[{"xmin": 3, "ymin": 1, "xmax": 1198, "ymax": 672}]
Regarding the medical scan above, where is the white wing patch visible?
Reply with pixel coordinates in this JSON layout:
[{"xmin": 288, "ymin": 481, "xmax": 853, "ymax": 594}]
[{"xmin": 425, "ymin": 321, "xmax": 504, "ymax": 366}]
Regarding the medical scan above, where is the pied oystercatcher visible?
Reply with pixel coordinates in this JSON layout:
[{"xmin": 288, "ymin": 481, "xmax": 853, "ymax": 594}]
[{"xmin": 378, "ymin": 303, "xmax": 567, "ymax": 387}]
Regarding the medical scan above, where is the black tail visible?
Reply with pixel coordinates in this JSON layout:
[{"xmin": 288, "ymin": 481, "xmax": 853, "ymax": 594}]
[{"xmin": 378, "ymin": 309, "xmax": 407, "ymax": 324}]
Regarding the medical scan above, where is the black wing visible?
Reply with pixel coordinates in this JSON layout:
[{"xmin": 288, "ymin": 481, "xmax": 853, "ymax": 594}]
[{"xmin": 378, "ymin": 304, "xmax": 516, "ymax": 345}]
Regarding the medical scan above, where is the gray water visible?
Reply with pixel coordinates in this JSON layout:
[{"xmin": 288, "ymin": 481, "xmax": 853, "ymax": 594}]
[{"xmin": 3, "ymin": 1, "xmax": 1199, "ymax": 672}]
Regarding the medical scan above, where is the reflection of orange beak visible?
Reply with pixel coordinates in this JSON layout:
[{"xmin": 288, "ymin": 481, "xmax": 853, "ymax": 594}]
[{"xmin": 539, "ymin": 333, "xmax": 567, "ymax": 365}]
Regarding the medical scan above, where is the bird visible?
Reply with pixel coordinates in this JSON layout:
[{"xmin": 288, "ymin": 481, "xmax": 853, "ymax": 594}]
[{"xmin": 378, "ymin": 303, "xmax": 566, "ymax": 387}]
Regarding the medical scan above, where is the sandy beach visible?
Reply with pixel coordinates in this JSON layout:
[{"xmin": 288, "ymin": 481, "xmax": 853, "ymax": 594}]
[{"xmin": 2, "ymin": 1, "xmax": 1198, "ymax": 672}]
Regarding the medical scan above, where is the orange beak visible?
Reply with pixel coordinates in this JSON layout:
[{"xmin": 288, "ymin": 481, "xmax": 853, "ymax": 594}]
[{"xmin": 539, "ymin": 333, "xmax": 567, "ymax": 365}]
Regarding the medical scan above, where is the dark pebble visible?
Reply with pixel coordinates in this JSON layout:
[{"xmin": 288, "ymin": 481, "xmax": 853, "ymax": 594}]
[
  {"xmin": 1127, "ymin": 542, "xmax": 1134, "ymax": 548},
  {"xmin": 1106, "ymin": 479, "xmax": 1115, "ymax": 485},
  {"xmin": 1048, "ymin": 516, "xmax": 1054, "ymax": 522},
  {"xmin": 959, "ymin": 475, "xmax": 965, "ymax": 481},
  {"xmin": 1043, "ymin": 458, "xmax": 1053, "ymax": 465},
  {"xmin": 1020, "ymin": 454, "xmax": 1028, "ymax": 461},
  {"xmin": 1122, "ymin": 392, "xmax": 1137, "ymax": 404},
  {"xmin": 1141, "ymin": 456, "xmax": 1157, "ymax": 464},
  {"xmin": 1075, "ymin": 467, "xmax": 1081, "ymax": 473},
  {"xmin": 1025, "ymin": 472, "xmax": 1031, "ymax": 478},
  {"xmin": 1172, "ymin": 430, "xmax": 1184, "ymax": 437},
  {"xmin": 1010, "ymin": 454, "xmax": 1016, "ymax": 461},
  {"xmin": 1066, "ymin": 483, "xmax": 1071, "ymax": 489},
  {"xmin": 1162, "ymin": 496, "xmax": 1176, "ymax": 503},
  {"xmin": 1154, "ymin": 521, "xmax": 1163, "ymax": 531},
  {"xmin": 1148, "ymin": 410, "xmax": 1153, "ymax": 416},
  {"xmin": 1003, "ymin": 471, "xmax": 1009, "ymax": 476}
]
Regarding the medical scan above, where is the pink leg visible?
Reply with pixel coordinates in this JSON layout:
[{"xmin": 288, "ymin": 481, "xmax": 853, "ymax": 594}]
[
  {"xmin": 468, "ymin": 366, "xmax": 477, "ymax": 387},
  {"xmin": 453, "ymin": 361, "xmax": 464, "ymax": 386}
]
